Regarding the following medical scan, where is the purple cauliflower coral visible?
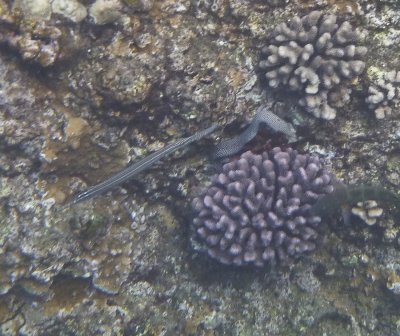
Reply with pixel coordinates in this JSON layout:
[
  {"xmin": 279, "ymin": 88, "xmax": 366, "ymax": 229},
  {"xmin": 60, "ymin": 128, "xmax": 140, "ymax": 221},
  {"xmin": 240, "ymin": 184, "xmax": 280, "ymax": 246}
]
[{"xmin": 192, "ymin": 147, "xmax": 335, "ymax": 267}]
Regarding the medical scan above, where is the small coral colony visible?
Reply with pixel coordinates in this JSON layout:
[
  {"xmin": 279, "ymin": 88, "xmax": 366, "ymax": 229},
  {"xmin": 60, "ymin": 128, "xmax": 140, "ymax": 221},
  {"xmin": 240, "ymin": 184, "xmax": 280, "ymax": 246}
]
[
  {"xmin": 74, "ymin": 11, "xmax": 399, "ymax": 268},
  {"xmin": 191, "ymin": 11, "xmax": 400, "ymax": 267}
]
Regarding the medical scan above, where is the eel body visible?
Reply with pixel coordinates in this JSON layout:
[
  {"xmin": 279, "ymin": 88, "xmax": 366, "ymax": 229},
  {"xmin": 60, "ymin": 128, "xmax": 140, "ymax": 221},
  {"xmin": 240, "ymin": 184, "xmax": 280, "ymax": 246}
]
[
  {"xmin": 72, "ymin": 107, "xmax": 294, "ymax": 204},
  {"xmin": 311, "ymin": 184, "xmax": 400, "ymax": 218},
  {"xmin": 213, "ymin": 106, "xmax": 297, "ymax": 159},
  {"xmin": 72, "ymin": 124, "xmax": 219, "ymax": 204}
]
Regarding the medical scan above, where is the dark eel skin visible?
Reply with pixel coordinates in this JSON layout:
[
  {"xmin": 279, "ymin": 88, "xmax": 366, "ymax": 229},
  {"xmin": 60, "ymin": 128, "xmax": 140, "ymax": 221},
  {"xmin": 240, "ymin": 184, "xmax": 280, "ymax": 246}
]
[
  {"xmin": 71, "ymin": 107, "xmax": 399, "ymax": 212},
  {"xmin": 71, "ymin": 107, "xmax": 295, "ymax": 204},
  {"xmin": 212, "ymin": 106, "xmax": 297, "ymax": 159},
  {"xmin": 72, "ymin": 124, "xmax": 219, "ymax": 204},
  {"xmin": 311, "ymin": 184, "xmax": 400, "ymax": 218}
]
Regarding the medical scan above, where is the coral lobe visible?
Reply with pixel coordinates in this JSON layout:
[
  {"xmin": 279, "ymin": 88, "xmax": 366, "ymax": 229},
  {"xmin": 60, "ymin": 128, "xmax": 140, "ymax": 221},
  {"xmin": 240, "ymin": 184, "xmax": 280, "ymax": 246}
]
[{"xmin": 192, "ymin": 147, "xmax": 335, "ymax": 267}]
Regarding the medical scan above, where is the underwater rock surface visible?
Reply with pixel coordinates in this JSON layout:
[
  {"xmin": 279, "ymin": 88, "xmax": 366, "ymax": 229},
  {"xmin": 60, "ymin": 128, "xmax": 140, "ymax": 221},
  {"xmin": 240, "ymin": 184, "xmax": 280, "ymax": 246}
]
[{"xmin": 0, "ymin": 0, "xmax": 400, "ymax": 335}]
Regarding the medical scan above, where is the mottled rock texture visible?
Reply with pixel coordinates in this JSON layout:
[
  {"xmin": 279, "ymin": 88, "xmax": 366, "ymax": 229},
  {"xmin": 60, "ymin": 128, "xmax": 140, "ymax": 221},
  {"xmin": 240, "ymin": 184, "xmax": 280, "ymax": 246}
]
[
  {"xmin": 1, "ymin": 21, "xmax": 62, "ymax": 67},
  {"xmin": 265, "ymin": 0, "xmax": 289, "ymax": 7},
  {"xmin": 0, "ymin": 3, "xmax": 86, "ymax": 66},
  {"xmin": 1, "ymin": 0, "xmax": 400, "ymax": 334},
  {"xmin": 0, "ymin": 53, "xmax": 134, "ymax": 297}
]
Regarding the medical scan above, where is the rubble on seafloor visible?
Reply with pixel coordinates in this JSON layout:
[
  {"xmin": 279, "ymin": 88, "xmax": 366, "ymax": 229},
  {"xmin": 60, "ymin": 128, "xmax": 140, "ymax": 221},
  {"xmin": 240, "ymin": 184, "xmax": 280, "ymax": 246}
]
[{"xmin": 1, "ymin": 0, "xmax": 400, "ymax": 334}]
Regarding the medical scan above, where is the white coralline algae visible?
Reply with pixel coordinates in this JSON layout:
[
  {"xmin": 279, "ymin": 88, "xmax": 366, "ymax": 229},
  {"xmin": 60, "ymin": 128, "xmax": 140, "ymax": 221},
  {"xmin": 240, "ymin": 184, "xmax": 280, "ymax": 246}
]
[
  {"xmin": 52, "ymin": 0, "xmax": 87, "ymax": 23},
  {"xmin": 15, "ymin": 0, "xmax": 87, "ymax": 23},
  {"xmin": 89, "ymin": 0, "xmax": 123, "ymax": 25},
  {"xmin": 15, "ymin": 0, "xmax": 52, "ymax": 20}
]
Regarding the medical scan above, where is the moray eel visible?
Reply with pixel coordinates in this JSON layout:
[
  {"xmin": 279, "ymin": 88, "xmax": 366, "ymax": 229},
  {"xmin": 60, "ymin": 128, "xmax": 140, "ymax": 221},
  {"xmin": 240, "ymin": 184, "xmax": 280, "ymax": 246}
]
[
  {"xmin": 311, "ymin": 184, "xmax": 400, "ymax": 218},
  {"xmin": 71, "ymin": 107, "xmax": 295, "ymax": 204},
  {"xmin": 72, "ymin": 124, "xmax": 219, "ymax": 204},
  {"xmin": 212, "ymin": 106, "xmax": 297, "ymax": 159}
]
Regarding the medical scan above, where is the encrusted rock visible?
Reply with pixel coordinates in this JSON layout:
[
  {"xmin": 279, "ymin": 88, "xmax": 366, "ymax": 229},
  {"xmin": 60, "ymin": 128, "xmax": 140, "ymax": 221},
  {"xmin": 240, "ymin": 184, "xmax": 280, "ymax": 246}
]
[
  {"xmin": 122, "ymin": 0, "xmax": 154, "ymax": 11},
  {"xmin": 259, "ymin": 11, "xmax": 367, "ymax": 119},
  {"xmin": 0, "ymin": 53, "xmax": 137, "ymax": 298},
  {"xmin": 193, "ymin": 0, "xmax": 226, "ymax": 18},
  {"xmin": 52, "ymin": 0, "xmax": 87, "ymax": 23},
  {"xmin": 0, "ymin": 19, "xmax": 62, "ymax": 67},
  {"xmin": 0, "ymin": 175, "xmax": 76, "ymax": 295},
  {"xmin": 97, "ymin": 56, "xmax": 164, "ymax": 105},
  {"xmin": 387, "ymin": 271, "xmax": 400, "ymax": 295},
  {"xmin": 86, "ymin": 226, "xmax": 134, "ymax": 295},
  {"xmin": 89, "ymin": 0, "xmax": 123, "ymax": 25},
  {"xmin": 265, "ymin": 0, "xmax": 289, "ymax": 7},
  {"xmin": 14, "ymin": 0, "xmax": 51, "ymax": 20}
]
